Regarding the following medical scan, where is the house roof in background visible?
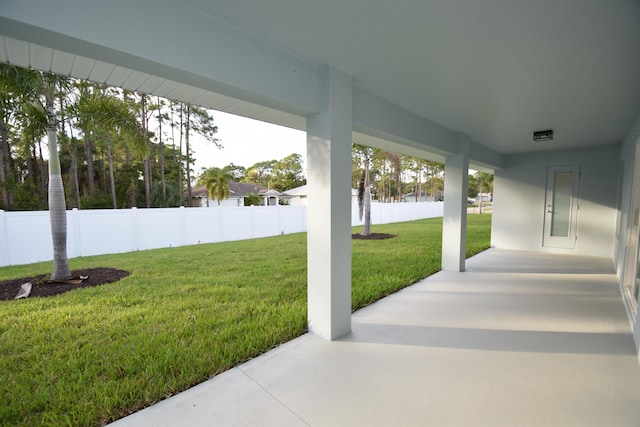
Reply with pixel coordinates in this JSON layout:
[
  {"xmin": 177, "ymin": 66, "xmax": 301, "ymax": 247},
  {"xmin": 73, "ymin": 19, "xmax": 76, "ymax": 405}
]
[{"xmin": 191, "ymin": 182, "xmax": 288, "ymax": 199}]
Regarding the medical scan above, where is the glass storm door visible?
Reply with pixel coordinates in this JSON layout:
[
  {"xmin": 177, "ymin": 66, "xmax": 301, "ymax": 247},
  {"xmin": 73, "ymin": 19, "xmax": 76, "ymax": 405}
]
[{"xmin": 543, "ymin": 165, "xmax": 580, "ymax": 249}]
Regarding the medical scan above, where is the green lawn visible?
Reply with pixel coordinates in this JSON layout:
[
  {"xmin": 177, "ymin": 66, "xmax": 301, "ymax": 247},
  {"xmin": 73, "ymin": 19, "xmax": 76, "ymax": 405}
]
[{"xmin": 0, "ymin": 214, "xmax": 491, "ymax": 426}]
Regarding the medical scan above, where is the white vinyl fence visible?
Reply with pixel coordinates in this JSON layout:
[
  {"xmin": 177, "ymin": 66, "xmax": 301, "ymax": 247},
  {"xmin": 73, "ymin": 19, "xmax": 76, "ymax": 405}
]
[{"xmin": 0, "ymin": 202, "xmax": 443, "ymax": 267}]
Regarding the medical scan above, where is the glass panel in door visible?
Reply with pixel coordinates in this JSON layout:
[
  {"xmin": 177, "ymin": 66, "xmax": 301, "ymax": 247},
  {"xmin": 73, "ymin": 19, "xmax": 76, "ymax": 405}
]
[{"xmin": 550, "ymin": 171, "xmax": 573, "ymax": 237}]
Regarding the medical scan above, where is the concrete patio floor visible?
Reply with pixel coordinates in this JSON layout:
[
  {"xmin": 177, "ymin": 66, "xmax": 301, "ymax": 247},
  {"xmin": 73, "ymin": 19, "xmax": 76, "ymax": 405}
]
[{"xmin": 110, "ymin": 249, "xmax": 640, "ymax": 426}]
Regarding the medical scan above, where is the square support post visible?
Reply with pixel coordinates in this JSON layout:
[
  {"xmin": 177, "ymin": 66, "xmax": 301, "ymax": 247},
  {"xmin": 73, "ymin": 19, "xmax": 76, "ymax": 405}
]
[
  {"xmin": 306, "ymin": 67, "xmax": 353, "ymax": 340},
  {"xmin": 442, "ymin": 134, "xmax": 470, "ymax": 272}
]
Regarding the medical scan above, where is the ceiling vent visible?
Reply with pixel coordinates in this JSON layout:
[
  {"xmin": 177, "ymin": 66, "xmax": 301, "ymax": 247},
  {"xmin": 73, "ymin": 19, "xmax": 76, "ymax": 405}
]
[{"xmin": 533, "ymin": 130, "xmax": 553, "ymax": 142}]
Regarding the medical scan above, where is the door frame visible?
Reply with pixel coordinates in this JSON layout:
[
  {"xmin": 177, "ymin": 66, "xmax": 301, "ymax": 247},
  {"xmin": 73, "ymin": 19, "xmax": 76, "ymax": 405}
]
[{"xmin": 543, "ymin": 165, "xmax": 580, "ymax": 249}]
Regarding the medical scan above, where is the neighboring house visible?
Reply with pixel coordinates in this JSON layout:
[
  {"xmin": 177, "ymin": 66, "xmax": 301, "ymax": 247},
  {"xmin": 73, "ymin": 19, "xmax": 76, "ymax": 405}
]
[
  {"xmin": 262, "ymin": 188, "xmax": 289, "ymax": 206},
  {"xmin": 190, "ymin": 184, "xmax": 244, "ymax": 207},
  {"xmin": 190, "ymin": 182, "xmax": 289, "ymax": 207},
  {"xmin": 284, "ymin": 184, "xmax": 308, "ymax": 206}
]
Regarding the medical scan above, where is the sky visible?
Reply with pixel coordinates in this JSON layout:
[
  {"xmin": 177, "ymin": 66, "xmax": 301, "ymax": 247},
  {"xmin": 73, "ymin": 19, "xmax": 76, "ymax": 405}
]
[{"xmin": 189, "ymin": 111, "xmax": 307, "ymax": 177}]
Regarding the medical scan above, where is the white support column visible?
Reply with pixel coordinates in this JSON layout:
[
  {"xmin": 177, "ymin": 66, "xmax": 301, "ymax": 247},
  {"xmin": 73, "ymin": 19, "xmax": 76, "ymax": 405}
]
[
  {"xmin": 306, "ymin": 67, "xmax": 353, "ymax": 340},
  {"xmin": 442, "ymin": 134, "xmax": 470, "ymax": 272}
]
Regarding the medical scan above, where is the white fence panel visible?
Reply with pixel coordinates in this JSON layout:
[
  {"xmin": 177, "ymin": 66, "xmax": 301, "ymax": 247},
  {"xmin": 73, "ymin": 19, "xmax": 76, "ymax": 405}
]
[
  {"xmin": 351, "ymin": 201, "xmax": 443, "ymax": 227},
  {"xmin": 281, "ymin": 206, "xmax": 307, "ymax": 234},
  {"xmin": 72, "ymin": 208, "xmax": 136, "ymax": 256},
  {"xmin": 220, "ymin": 208, "xmax": 254, "ymax": 242},
  {"xmin": 185, "ymin": 207, "xmax": 222, "ymax": 245},
  {"xmin": 138, "ymin": 208, "xmax": 185, "ymax": 250},
  {"xmin": 0, "ymin": 202, "xmax": 442, "ymax": 267},
  {"xmin": 2, "ymin": 210, "xmax": 52, "ymax": 266}
]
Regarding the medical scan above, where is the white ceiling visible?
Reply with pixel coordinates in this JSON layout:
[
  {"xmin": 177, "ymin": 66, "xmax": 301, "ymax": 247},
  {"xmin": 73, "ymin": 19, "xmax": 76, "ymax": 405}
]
[
  {"xmin": 182, "ymin": 0, "xmax": 640, "ymax": 154},
  {"xmin": 2, "ymin": 1, "xmax": 640, "ymax": 158}
]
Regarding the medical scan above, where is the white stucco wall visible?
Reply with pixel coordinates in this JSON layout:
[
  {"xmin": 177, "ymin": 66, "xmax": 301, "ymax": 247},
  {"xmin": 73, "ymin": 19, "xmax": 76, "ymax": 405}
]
[{"xmin": 492, "ymin": 145, "xmax": 620, "ymax": 258}]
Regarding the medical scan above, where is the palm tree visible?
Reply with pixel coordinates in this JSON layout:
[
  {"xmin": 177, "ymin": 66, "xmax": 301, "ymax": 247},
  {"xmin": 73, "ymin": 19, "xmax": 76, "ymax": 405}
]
[
  {"xmin": 205, "ymin": 172, "xmax": 232, "ymax": 206},
  {"xmin": 72, "ymin": 89, "xmax": 144, "ymax": 208},
  {"xmin": 354, "ymin": 144, "xmax": 374, "ymax": 236},
  {"xmin": 4, "ymin": 66, "xmax": 71, "ymax": 279},
  {"xmin": 43, "ymin": 75, "xmax": 72, "ymax": 279}
]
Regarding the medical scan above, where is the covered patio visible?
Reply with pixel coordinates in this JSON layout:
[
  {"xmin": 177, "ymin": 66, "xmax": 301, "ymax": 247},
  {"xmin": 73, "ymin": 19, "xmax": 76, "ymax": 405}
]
[
  {"xmin": 2, "ymin": 1, "xmax": 640, "ymax": 424},
  {"xmin": 111, "ymin": 249, "xmax": 640, "ymax": 426}
]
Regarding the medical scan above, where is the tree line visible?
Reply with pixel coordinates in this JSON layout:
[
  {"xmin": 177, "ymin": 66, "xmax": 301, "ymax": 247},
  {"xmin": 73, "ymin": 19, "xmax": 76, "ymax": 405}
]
[
  {"xmin": 352, "ymin": 144, "xmax": 446, "ymax": 203},
  {"xmin": 1, "ymin": 64, "xmax": 492, "ymax": 213},
  {"xmin": 196, "ymin": 146, "xmax": 444, "ymax": 207},
  {"xmin": 352, "ymin": 145, "xmax": 492, "ymax": 203},
  {"xmin": 197, "ymin": 153, "xmax": 306, "ymax": 192},
  {"xmin": 196, "ymin": 146, "xmax": 492, "ymax": 207},
  {"xmin": 0, "ymin": 64, "xmax": 219, "ymax": 212}
]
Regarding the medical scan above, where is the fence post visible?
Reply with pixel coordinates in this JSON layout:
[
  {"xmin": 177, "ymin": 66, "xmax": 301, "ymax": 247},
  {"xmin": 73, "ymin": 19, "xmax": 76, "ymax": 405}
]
[{"xmin": 0, "ymin": 210, "xmax": 9, "ymax": 266}]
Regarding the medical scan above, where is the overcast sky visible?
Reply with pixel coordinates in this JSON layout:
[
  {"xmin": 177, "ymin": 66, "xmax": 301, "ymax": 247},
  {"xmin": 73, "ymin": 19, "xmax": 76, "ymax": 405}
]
[{"xmin": 189, "ymin": 111, "xmax": 306, "ymax": 176}]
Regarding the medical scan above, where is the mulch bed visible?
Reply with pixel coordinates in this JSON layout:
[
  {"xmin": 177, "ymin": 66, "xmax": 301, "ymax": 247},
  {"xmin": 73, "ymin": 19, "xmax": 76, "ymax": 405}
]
[
  {"xmin": 352, "ymin": 233, "xmax": 397, "ymax": 240},
  {"xmin": 0, "ymin": 268, "xmax": 130, "ymax": 301}
]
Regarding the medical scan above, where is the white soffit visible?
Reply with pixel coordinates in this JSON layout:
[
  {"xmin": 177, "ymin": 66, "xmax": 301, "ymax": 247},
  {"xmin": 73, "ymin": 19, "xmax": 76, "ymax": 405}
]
[{"xmin": 0, "ymin": 35, "xmax": 305, "ymax": 132}]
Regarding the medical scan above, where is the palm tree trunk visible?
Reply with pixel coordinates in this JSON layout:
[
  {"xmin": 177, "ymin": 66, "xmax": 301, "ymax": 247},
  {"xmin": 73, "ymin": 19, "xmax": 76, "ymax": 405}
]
[
  {"xmin": 68, "ymin": 132, "xmax": 81, "ymax": 209},
  {"xmin": 0, "ymin": 120, "xmax": 10, "ymax": 209},
  {"xmin": 140, "ymin": 94, "xmax": 152, "ymax": 208},
  {"xmin": 123, "ymin": 91, "xmax": 132, "ymax": 166},
  {"xmin": 101, "ymin": 150, "xmax": 108, "ymax": 194},
  {"xmin": 46, "ymin": 77, "xmax": 70, "ymax": 280},
  {"xmin": 157, "ymin": 97, "xmax": 167, "ymax": 206},
  {"xmin": 363, "ymin": 160, "xmax": 372, "ymax": 236},
  {"xmin": 178, "ymin": 103, "xmax": 184, "ymax": 206},
  {"xmin": 185, "ymin": 106, "xmax": 192, "ymax": 207},
  {"xmin": 107, "ymin": 136, "xmax": 117, "ymax": 209}
]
